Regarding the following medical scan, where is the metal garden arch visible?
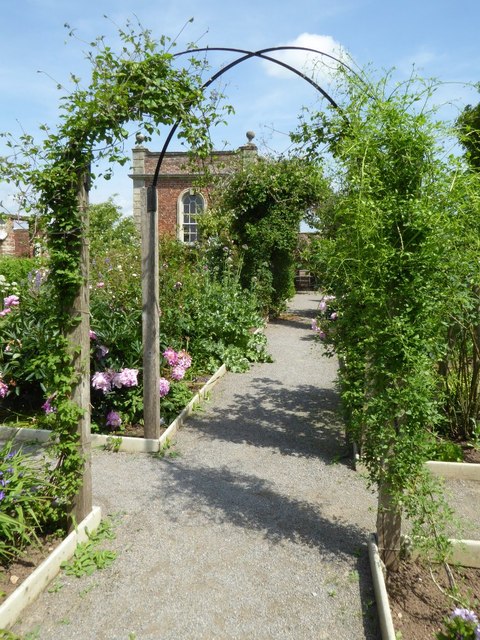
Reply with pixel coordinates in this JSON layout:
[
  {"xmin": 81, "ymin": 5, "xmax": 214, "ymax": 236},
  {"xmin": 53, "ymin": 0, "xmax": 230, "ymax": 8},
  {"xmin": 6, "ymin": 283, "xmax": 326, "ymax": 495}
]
[{"xmin": 142, "ymin": 46, "xmax": 360, "ymax": 436}]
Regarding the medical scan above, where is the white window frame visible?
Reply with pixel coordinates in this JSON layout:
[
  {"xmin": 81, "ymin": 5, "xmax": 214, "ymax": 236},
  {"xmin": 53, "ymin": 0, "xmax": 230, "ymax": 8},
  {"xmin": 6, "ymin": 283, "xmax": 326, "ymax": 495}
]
[{"xmin": 177, "ymin": 189, "xmax": 205, "ymax": 244}]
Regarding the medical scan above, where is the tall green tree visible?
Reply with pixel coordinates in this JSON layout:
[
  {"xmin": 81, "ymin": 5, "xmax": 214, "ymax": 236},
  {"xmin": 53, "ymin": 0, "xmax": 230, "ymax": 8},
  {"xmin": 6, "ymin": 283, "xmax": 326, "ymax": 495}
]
[{"xmin": 457, "ymin": 84, "xmax": 480, "ymax": 170}]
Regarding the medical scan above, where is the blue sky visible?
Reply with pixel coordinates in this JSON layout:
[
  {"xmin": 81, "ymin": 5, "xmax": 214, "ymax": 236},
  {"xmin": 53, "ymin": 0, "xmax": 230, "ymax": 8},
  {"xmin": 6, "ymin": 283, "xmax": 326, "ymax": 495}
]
[{"xmin": 1, "ymin": 0, "xmax": 479, "ymax": 216}]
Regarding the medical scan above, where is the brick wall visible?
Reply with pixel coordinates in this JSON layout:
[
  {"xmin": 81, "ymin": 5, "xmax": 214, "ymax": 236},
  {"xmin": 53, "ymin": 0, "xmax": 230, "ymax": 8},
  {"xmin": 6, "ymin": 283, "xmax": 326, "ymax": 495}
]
[
  {"xmin": 0, "ymin": 218, "xmax": 33, "ymax": 258},
  {"xmin": 130, "ymin": 144, "xmax": 256, "ymax": 238}
]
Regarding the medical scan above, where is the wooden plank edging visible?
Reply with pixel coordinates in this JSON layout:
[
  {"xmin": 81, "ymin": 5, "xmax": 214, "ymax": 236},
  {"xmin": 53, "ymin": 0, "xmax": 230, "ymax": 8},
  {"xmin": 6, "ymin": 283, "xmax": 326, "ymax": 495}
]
[
  {"xmin": 0, "ymin": 364, "xmax": 227, "ymax": 454},
  {"xmin": 0, "ymin": 506, "xmax": 102, "ymax": 630}
]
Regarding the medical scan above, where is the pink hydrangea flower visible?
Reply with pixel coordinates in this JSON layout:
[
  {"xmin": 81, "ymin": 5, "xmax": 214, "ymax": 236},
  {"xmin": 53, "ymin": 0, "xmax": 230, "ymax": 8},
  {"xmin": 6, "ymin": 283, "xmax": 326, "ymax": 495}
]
[
  {"xmin": 91, "ymin": 371, "xmax": 113, "ymax": 393},
  {"xmin": 114, "ymin": 368, "xmax": 138, "ymax": 388},
  {"xmin": 177, "ymin": 350, "xmax": 192, "ymax": 369},
  {"xmin": 89, "ymin": 330, "xmax": 97, "ymax": 340},
  {"xmin": 159, "ymin": 378, "xmax": 170, "ymax": 398},
  {"xmin": 171, "ymin": 365, "xmax": 186, "ymax": 381},
  {"xmin": 0, "ymin": 308, "xmax": 12, "ymax": 317},
  {"xmin": 163, "ymin": 348, "xmax": 178, "ymax": 367}
]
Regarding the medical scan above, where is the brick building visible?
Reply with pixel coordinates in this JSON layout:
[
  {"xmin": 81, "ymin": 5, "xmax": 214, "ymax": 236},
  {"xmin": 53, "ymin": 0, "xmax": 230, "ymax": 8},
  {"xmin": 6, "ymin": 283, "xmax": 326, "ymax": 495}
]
[
  {"xmin": 130, "ymin": 132, "xmax": 258, "ymax": 242},
  {"xmin": 0, "ymin": 216, "xmax": 32, "ymax": 258}
]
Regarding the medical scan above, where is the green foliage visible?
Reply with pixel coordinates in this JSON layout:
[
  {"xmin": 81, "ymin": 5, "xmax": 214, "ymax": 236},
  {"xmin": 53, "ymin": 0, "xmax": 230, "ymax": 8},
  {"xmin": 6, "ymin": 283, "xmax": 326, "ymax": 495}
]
[
  {"xmin": 60, "ymin": 518, "xmax": 117, "ymax": 577},
  {"xmin": 159, "ymin": 381, "xmax": 193, "ymax": 427},
  {"xmin": 0, "ymin": 258, "xmax": 42, "ymax": 291},
  {"xmin": 206, "ymin": 157, "xmax": 331, "ymax": 316},
  {"xmin": 293, "ymin": 70, "xmax": 478, "ymax": 559},
  {"xmin": 159, "ymin": 238, "xmax": 270, "ymax": 373},
  {"xmin": 88, "ymin": 199, "xmax": 138, "ymax": 257},
  {"xmin": 457, "ymin": 83, "xmax": 480, "ymax": 170},
  {"xmin": 0, "ymin": 440, "xmax": 55, "ymax": 564}
]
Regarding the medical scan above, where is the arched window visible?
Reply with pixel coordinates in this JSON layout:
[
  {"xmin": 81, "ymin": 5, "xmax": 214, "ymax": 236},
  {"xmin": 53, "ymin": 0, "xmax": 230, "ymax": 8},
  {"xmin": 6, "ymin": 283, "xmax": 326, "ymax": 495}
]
[{"xmin": 178, "ymin": 190, "xmax": 205, "ymax": 244}]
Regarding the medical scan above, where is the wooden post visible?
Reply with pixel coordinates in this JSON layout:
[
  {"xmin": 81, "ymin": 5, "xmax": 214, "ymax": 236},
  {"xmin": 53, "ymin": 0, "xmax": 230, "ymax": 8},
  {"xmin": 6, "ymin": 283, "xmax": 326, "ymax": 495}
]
[
  {"xmin": 376, "ymin": 480, "xmax": 402, "ymax": 572},
  {"xmin": 141, "ymin": 186, "xmax": 161, "ymax": 438},
  {"xmin": 71, "ymin": 170, "xmax": 92, "ymax": 525}
]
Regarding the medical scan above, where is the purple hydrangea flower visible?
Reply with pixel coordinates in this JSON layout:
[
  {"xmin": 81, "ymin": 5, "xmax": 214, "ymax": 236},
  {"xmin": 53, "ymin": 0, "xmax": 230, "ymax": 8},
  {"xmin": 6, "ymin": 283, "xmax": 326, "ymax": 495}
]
[
  {"xmin": 0, "ymin": 490, "xmax": 5, "ymax": 501},
  {"xmin": 89, "ymin": 330, "xmax": 97, "ymax": 340},
  {"xmin": 159, "ymin": 378, "xmax": 170, "ymax": 398},
  {"xmin": 106, "ymin": 410, "xmax": 122, "ymax": 428}
]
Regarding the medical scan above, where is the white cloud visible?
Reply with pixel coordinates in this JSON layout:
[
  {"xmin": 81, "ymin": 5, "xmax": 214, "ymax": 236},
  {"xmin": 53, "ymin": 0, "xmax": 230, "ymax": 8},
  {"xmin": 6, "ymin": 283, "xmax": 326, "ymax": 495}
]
[{"xmin": 261, "ymin": 33, "xmax": 351, "ymax": 83}]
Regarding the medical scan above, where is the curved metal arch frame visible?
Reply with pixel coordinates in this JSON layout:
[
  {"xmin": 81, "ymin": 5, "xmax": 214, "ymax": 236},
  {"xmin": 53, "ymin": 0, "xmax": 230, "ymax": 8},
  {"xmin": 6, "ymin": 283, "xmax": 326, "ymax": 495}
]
[
  {"xmin": 141, "ymin": 45, "xmax": 363, "ymax": 436},
  {"xmin": 147, "ymin": 45, "xmax": 361, "ymax": 206}
]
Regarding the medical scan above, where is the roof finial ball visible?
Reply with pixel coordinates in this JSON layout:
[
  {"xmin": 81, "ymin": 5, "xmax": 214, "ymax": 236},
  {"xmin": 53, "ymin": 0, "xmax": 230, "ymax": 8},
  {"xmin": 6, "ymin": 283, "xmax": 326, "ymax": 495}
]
[
  {"xmin": 135, "ymin": 132, "xmax": 146, "ymax": 147},
  {"xmin": 246, "ymin": 130, "xmax": 255, "ymax": 143}
]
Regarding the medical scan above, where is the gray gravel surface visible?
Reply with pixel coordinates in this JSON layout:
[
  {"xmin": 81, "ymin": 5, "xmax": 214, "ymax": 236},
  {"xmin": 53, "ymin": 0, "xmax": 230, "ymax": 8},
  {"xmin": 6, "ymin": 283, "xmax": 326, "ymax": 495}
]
[{"xmin": 12, "ymin": 293, "xmax": 384, "ymax": 640}]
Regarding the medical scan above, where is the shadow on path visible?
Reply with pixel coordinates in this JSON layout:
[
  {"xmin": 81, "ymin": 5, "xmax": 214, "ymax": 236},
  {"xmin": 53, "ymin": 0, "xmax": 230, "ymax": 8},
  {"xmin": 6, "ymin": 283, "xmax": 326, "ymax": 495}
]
[
  {"xmin": 153, "ymin": 459, "xmax": 379, "ymax": 639},
  {"xmin": 190, "ymin": 378, "xmax": 351, "ymax": 465}
]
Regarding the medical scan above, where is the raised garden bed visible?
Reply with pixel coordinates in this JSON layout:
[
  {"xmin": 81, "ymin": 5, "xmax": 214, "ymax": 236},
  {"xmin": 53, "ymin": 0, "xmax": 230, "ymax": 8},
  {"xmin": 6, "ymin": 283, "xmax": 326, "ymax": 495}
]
[
  {"xmin": 0, "ymin": 507, "xmax": 102, "ymax": 631},
  {"xmin": 0, "ymin": 364, "xmax": 226, "ymax": 454},
  {"xmin": 370, "ymin": 534, "xmax": 480, "ymax": 640}
]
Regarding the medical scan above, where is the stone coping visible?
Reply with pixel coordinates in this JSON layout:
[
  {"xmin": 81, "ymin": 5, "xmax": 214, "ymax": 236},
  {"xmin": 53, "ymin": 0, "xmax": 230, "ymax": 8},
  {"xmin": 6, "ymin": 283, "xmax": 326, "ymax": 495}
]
[
  {"xmin": 0, "ymin": 364, "xmax": 227, "ymax": 454},
  {"xmin": 0, "ymin": 506, "xmax": 102, "ymax": 631}
]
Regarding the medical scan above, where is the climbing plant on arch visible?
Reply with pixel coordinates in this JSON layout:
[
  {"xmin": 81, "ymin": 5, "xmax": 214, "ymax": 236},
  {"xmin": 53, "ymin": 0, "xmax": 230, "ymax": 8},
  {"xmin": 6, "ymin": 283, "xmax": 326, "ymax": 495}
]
[
  {"xmin": 1, "ymin": 23, "xmax": 356, "ymax": 526},
  {"xmin": 0, "ymin": 22, "xmax": 231, "ymax": 525}
]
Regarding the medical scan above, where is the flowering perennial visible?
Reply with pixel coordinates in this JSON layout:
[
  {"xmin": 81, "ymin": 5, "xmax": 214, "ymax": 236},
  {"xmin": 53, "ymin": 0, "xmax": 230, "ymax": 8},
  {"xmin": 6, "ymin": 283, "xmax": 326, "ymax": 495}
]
[
  {"xmin": 0, "ymin": 379, "xmax": 8, "ymax": 399},
  {"xmin": 159, "ymin": 377, "xmax": 170, "ymax": 398},
  {"xmin": 160, "ymin": 348, "xmax": 193, "ymax": 396},
  {"xmin": 0, "ymin": 293, "xmax": 20, "ymax": 318},
  {"xmin": 91, "ymin": 368, "xmax": 139, "ymax": 394},
  {"xmin": 106, "ymin": 410, "xmax": 122, "ymax": 428},
  {"xmin": 437, "ymin": 608, "xmax": 480, "ymax": 640}
]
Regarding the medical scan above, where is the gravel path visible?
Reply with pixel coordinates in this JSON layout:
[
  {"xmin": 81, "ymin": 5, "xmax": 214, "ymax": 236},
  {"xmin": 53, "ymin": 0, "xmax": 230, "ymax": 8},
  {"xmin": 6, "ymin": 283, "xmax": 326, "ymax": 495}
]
[{"xmin": 12, "ymin": 293, "xmax": 382, "ymax": 640}]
